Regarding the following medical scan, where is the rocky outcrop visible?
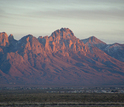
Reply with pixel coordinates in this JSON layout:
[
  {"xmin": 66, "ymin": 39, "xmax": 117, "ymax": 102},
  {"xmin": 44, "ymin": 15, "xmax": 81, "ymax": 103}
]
[{"xmin": 0, "ymin": 32, "xmax": 9, "ymax": 47}]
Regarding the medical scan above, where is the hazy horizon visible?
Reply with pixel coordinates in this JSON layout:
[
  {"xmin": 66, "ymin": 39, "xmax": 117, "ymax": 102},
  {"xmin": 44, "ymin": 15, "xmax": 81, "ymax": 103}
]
[{"xmin": 0, "ymin": 0, "xmax": 124, "ymax": 44}]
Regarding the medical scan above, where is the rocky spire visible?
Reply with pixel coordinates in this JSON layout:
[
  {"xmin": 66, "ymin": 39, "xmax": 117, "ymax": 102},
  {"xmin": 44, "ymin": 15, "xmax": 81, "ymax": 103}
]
[{"xmin": 0, "ymin": 32, "xmax": 9, "ymax": 47}]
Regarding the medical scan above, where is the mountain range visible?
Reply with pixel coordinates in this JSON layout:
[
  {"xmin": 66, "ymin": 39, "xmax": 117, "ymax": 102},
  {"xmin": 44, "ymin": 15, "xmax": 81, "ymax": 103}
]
[{"xmin": 0, "ymin": 28, "xmax": 124, "ymax": 86}]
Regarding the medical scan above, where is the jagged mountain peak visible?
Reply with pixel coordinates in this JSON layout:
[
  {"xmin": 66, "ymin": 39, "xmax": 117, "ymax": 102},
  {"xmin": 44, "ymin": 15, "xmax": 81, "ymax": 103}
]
[
  {"xmin": 8, "ymin": 34, "xmax": 18, "ymax": 48},
  {"xmin": 60, "ymin": 28, "xmax": 74, "ymax": 35},
  {"xmin": 82, "ymin": 36, "xmax": 107, "ymax": 50},
  {"xmin": 8, "ymin": 34, "xmax": 14, "ymax": 41},
  {"xmin": 51, "ymin": 28, "xmax": 75, "ymax": 40},
  {"xmin": 82, "ymin": 36, "xmax": 106, "ymax": 44},
  {"xmin": 22, "ymin": 34, "xmax": 33, "ymax": 39},
  {"xmin": 53, "ymin": 28, "xmax": 74, "ymax": 35},
  {"xmin": 0, "ymin": 32, "xmax": 9, "ymax": 47},
  {"xmin": 18, "ymin": 34, "xmax": 35, "ymax": 44},
  {"xmin": 37, "ymin": 28, "xmax": 84, "ymax": 52},
  {"xmin": 89, "ymin": 36, "xmax": 100, "ymax": 42},
  {"xmin": 0, "ymin": 32, "xmax": 8, "ymax": 36}
]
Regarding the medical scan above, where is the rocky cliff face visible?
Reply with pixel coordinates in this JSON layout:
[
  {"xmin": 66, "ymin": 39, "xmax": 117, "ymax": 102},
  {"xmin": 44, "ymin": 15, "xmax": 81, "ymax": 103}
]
[{"xmin": 0, "ymin": 28, "xmax": 124, "ymax": 86}]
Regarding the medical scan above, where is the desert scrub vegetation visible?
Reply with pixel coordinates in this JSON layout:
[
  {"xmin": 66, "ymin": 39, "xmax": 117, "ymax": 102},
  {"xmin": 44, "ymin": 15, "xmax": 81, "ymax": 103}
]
[
  {"xmin": 0, "ymin": 90, "xmax": 124, "ymax": 106},
  {"xmin": 0, "ymin": 102, "xmax": 124, "ymax": 107},
  {"xmin": 0, "ymin": 90, "xmax": 124, "ymax": 102}
]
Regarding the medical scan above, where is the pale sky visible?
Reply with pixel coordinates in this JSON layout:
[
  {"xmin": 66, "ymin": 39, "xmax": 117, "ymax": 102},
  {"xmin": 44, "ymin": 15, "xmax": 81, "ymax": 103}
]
[{"xmin": 0, "ymin": 0, "xmax": 124, "ymax": 44}]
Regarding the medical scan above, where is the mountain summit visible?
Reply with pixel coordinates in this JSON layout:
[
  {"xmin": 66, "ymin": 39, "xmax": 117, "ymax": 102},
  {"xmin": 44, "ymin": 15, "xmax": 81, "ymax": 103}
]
[
  {"xmin": 82, "ymin": 36, "xmax": 107, "ymax": 49},
  {"xmin": 0, "ymin": 28, "xmax": 124, "ymax": 86}
]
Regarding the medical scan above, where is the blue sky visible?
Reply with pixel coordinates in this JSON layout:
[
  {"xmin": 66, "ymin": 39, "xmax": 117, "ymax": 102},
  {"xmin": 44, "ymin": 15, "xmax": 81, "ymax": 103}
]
[{"xmin": 0, "ymin": 0, "xmax": 124, "ymax": 43}]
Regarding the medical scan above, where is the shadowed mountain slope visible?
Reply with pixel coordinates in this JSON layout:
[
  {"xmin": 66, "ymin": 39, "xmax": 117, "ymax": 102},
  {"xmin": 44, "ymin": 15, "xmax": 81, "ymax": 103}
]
[{"xmin": 82, "ymin": 36, "xmax": 124, "ymax": 62}]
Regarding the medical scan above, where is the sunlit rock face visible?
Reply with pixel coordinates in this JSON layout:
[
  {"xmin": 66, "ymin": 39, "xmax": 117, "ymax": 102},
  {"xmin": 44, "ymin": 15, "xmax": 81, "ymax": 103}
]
[
  {"xmin": 38, "ymin": 28, "xmax": 86, "ymax": 54},
  {"xmin": 0, "ymin": 28, "xmax": 124, "ymax": 86},
  {"xmin": 0, "ymin": 32, "xmax": 9, "ymax": 47}
]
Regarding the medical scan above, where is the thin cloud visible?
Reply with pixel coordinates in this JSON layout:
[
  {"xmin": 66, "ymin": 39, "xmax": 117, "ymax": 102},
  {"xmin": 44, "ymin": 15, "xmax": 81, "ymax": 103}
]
[{"xmin": 28, "ymin": 8, "xmax": 124, "ymax": 21}]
